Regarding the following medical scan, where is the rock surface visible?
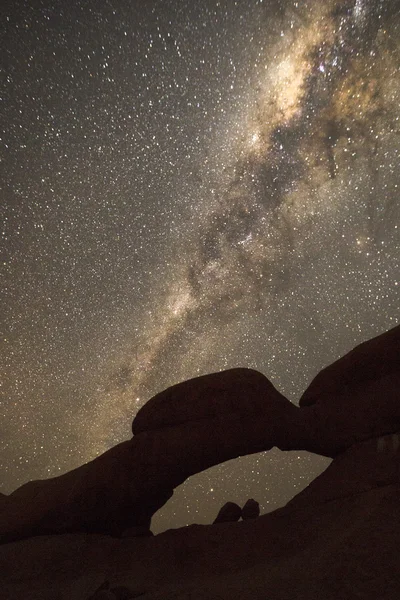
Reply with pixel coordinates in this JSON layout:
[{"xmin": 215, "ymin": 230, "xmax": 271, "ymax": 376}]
[
  {"xmin": 295, "ymin": 324, "xmax": 400, "ymax": 457},
  {"xmin": 241, "ymin": 498, "xmax": 260, "ymax": 520},
  {"xmin": 88, "ymin": 583, "xmax": 140, "ymax": 600},
  {"xmin": 0, "ymin": 325, "xmax": 399, "ymax": 599},
  {"xmin": 0, "ymin": 431, "xmax": 399, "ymax": 599},
  {"xmin": 131, "ymin": 368, "xmax": 290, "ymax": 434},
  {"xmin": 213, "ymin": 502, "xmax": 242, "ymax": 524},
  {"xmin": 0, "ymin": 368, "xmax": 300, "ymax": 544},
  {"xmin": 300, "ymin": 324, "xmax": 400, "ymax": 406},
  {"xmin": 91, "ymin": 592, "xmax": 116, "ymax": 600},
  {"xmin": 121, "ymin": 525, "xmax": 154, "ymax": 538}
]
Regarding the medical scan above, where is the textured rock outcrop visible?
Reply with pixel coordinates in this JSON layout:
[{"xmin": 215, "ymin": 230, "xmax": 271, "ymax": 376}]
[{"xmin": 1, "ymin": 325, "xmax": 398, "ymax": 546}]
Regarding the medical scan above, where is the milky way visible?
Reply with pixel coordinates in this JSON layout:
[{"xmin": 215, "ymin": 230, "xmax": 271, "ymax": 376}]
[{"xmin": 2, "ymin": 0, "xmax": 399, "ymax": 531}]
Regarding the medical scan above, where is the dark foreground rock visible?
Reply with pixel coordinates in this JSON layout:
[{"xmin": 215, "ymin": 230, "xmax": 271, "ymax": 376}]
[
  {"xmin": 0, "ymin": 368, "xmax": 300, "ymax": 544},
  {"xmin": 296, "ymin": 324, "xmax": 400, "ymax": 457},
  {"xmin": 0, "ymin": 431, "xmax": 399, "ymax": 600},
  {"xmin": 213, "ymin": 502, "xmax": 242, "ymax": 524},
  {"xmin": 241, "ymin": 498, "xmax": 260, "ymax": 520},
  {"xmin": 0, "ymin": 325, "xmax": 399, "ymax": 599},
  {"xmin": 88, "ymin": 582, "xmax": 141, "ymax": 599},
  {"xmin": 300, "ymin": 324, "xmax": 400, "ymax": 406},
  {"xmin": 1, "ymin": 326, "xmax": 399, "ymax": 545},
  {"xmin": 131, "ymin": 367, "xmax": 290, "ymax": 434}
]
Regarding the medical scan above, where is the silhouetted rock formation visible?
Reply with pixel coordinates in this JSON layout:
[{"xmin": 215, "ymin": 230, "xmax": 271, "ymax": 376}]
[
  {"xmin": 295, "ymin": 324, "xmax": 400, "ymax": 457},
  {"xmin": 121, "ymin": 525, "xmax": 153, "ymax": 538},
  {"xmin": 0, "ymin": 325, "xmax": 399, "ymax": 600},
  {"xmin": 131, "ymin": 368, "xmax": 293, "ymax": 435},
  {"xmin": 300, "ymin": 324, "xmax": 400, "ymax": 406},
  {"xmin": 0, "ymin": 368, "xmax": 300, "ymax": 544},
  {"xmin": 1, "ymin": 428, "xmax": 399, "ymax": 599},
  {"xmin": 241, "ymin": 498, "xmax": 260, "ymax": 520},
  {"xmin": 213, "ymin": 502, "xmax": 242, "ymax": 524}
]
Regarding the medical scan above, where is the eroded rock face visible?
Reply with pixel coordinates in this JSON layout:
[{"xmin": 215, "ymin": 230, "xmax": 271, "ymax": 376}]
[{"xmin": 1, "ymin": 325, "xmax": 399, "ymax": 545}]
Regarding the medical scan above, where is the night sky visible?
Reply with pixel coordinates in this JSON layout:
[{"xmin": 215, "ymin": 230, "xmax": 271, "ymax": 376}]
[{"xmin": 2, "ymin": 0, "xmax": 399, "ymax": 532}]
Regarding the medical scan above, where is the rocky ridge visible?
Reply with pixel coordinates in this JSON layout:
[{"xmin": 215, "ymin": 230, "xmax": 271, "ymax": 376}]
[{"xmin": 0, "ymin": 324, "xmax": 399, "ymax": 599}]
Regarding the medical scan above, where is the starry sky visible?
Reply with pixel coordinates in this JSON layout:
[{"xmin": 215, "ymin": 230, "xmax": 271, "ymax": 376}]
[{"xmin": 1, "ymin": 0, "xmax": 399, "ymax": 532}]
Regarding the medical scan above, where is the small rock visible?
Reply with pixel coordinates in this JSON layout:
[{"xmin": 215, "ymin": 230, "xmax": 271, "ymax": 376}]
[
  {"xmin": 242, "ymin": 498, "xmax": 260, "ymax": 520},
  {"xmin": 213, "ymin": 501, "xmax": 242, "ymax": 524}
]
